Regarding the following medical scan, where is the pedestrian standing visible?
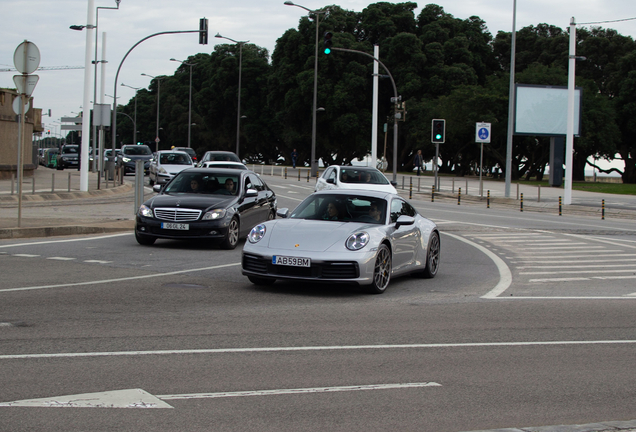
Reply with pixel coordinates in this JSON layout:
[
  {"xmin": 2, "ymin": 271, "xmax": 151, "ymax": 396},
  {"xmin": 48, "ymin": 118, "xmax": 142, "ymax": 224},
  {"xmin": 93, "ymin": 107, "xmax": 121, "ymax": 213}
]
[
  {"xmin": 413, "ymin": 149, "xmax": 423, "ymax": 176},
  {"xmin": 291, "ymin": 148, "xmax": 298, "ymax": 169}
]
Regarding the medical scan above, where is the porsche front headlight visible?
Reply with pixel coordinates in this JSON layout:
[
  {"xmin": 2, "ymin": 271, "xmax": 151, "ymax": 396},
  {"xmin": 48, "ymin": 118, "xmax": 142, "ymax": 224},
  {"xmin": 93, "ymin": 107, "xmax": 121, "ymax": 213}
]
[
  {"xmin": 248, "ymin": 224, "xmax": 266, "ymax": 243},
  {"xmin": 202, "ymin": 209, "xmax": 227, "ymax": 220},
  {"xmin": 345, "ymin": 232, "xmax": 369, "ymax": 251}
]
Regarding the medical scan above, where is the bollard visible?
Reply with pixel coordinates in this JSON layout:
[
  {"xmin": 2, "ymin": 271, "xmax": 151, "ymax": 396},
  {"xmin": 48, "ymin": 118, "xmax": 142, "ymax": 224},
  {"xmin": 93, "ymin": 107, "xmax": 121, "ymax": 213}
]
[
  {"xmin": 284, "ymin": 167, "xmax": 287, "ymax": 179},
  {"xmin": 602, "ymin": 199, "xmax": 605, "ymax": 220},
  {"xmin": 431, "ymin": 185, "xmax": 435, "ymax": 202},
  {"xmin": 307, "ymin": 170, "xmax": 310, "ymax": 182},
  {"xmin": 298, "ymin": 170, "xmax": 301, "ymax": 181},
  {"xmin": 520, "ymin": 193, "xmax": 524, "ymax": 212},
  {"xmin": 516, "ymin": 183, "xmax": 519, "ymax": 200},
  {"xmin": 466, "ymin": 179, "xmax": 468, "ymax": 195},
  {"xmin": 538, "ymin": 185, "xmax": 541, "ymax": 203},
  {"xmin": 417, "ymin": 177, "xmax": 421, "ymax": 192},
  {"xmin": 52, "ymin": 173, "xmax": 55, "ymax": 193},
  {"xmin": 452, "ymin": 178, "xmax": 455, "ymax": 193},
  {"xmin": 487, "ymin": 190, "xmax": 490, "ymax": 208},
  {"xmin": 559, "ymin": 196, "xmax": 562, "ymax": 216},
  {"xmin": 11, "ymin": 174, "xmax": 15, "ymax": 195},
  {"xmin": 458, "ymin": 187, "xmax": 461, "ymax": 205},
  {"xmin": 68, "ymin": 173, "xmax": 72, "ymax": 192},
  {"xmin": 402, "ymin": 176, "xmax": 405, "ymax": 190},
  {"xmin": 409, "ymin": 178, "xmax": 413, "ymax": 199},
  {"xmin": 32, "ymin": 177, "xmax": 35, "ymax": 194}
]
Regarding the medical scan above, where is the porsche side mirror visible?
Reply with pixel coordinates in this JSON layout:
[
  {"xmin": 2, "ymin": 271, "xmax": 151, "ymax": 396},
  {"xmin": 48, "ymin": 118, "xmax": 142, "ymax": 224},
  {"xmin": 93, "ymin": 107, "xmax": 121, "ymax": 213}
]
[
  {"xmin": 395, "ymin": 215, "xmax": 415, "ymax": 228},
  {"xmin": 276, "ymin": 208, "xmax": 290, "ymax": 219}
]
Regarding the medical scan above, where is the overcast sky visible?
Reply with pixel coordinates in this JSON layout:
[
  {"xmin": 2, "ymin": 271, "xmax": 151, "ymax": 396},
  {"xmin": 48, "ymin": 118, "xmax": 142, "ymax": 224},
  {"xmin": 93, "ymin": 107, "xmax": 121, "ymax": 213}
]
[{"xmin": 2, "ymin": 0, "xmax": 635, "ymax": 139}]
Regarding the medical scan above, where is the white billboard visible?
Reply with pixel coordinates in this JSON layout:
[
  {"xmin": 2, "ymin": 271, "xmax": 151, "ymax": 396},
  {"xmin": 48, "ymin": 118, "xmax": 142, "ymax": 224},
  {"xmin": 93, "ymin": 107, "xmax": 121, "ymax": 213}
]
[{"xmin": 514, "ymin": 84, "xmax": 582, "ymax": 136}]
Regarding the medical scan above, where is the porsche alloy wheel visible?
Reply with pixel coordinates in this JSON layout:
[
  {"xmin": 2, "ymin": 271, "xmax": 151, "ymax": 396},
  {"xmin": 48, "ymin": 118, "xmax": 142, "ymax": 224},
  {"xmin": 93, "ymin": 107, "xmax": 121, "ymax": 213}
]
[
  {"xmin": 422, "ymin": 231, "xmax": 440, "ymax": 278},
  {"xmin": 367, "ymin": 244, "xmax": 391, "ymax": 294}
]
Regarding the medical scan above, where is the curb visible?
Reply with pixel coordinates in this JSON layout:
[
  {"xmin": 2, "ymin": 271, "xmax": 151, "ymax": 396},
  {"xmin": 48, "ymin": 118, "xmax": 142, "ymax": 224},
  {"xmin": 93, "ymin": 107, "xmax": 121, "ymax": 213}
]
[
  {"xmin": 0, "ymin": 183, "xmax": 132, "ymax": 204},
  {"xmin": 460, "ymin": 418, "xmax": 636, "ymax": 432},
  {"xmin": 0, "ymin": 220, "xmax": 134, "ymax": 240}
]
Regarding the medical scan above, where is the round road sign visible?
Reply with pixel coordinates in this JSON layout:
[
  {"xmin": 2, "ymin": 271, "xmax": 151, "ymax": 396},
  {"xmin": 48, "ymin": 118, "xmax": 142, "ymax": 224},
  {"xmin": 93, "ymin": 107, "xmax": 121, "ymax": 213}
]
[{"xmin": 13, "ymin": 41, "xmax": 41, "ymax": 74}]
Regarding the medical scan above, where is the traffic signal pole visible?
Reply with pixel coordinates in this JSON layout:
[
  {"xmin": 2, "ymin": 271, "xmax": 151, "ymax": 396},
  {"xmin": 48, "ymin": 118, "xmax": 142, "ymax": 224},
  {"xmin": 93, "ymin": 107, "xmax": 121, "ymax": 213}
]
[{"xmin": 331, "ymin": 47, "xmax": 400, "ymax": 182}]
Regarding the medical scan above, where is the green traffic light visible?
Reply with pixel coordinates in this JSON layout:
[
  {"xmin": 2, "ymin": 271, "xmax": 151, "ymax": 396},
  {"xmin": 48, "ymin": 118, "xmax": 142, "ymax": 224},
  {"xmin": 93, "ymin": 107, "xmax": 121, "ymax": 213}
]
[
  {"xmin": 435, "ymin": 134, "xmax": 441, "ymax": 139},
  {"xmin": 324, "ymin": 48, "xmax": 331, "ymax": 54}
]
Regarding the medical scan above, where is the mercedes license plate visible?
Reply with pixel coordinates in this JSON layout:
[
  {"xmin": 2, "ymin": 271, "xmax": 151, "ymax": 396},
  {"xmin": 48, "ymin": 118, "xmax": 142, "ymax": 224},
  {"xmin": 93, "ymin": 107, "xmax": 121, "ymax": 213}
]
[
  {"xmin": 161, "ymin": 222, "xmax": 189, "ymax": 230},
  {"xmin": 272, "ymin": 255, "xmax": 311, "ymax": 267}
]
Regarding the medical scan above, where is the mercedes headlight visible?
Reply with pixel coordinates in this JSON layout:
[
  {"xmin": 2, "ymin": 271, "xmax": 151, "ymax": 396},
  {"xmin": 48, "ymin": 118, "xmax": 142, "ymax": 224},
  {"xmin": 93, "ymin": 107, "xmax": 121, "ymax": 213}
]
[
  {"xmin": 202, "ymin": 209, "xmax": 227, "ymax": 220},
  {"xmin": 138, "ymin": 204, "xmax": 153, "ymax": 218},
  {"xmin": 122, "ymin": 157, "xmax": 132, "ymax": 162},
  {"xmin": 345, "ymin": 232, "xmax": 369, "ymax": 251},
  {"xmin": 248, "ymin": 224, "xmax": 266, "ymax": 243}
]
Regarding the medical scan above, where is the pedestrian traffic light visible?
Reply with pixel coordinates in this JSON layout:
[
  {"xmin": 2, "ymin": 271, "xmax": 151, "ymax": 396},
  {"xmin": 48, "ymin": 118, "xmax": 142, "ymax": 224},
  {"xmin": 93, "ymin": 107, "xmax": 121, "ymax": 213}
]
[
  {"xmin": 199, "ymin": 18, "xmax": 208, "ymax": 45},
  {"xmin": 323, "ymin": 31, "xmax": 333, "ymax": 54},
  {"xmin": 432, "ymin": 119, "xmax": 445, "ymax": 143}
]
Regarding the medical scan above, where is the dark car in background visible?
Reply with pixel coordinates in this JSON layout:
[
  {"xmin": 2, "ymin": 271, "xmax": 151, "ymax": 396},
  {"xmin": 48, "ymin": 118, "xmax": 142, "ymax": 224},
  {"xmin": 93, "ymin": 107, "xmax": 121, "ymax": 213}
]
[
  {"xmin": 173, "ymin": 147, "xmax": 198, "ymax": 164},
  {"xmin": 135, "ymin": 168, "xmax": 277, "ymax": 249},
  {"xmin": 56, "ymin": 145, "xmax": 79, "ymax": 170},
  {"xmin": 117, "ymin": 144, "xmax": 153, "ymax": 175}
]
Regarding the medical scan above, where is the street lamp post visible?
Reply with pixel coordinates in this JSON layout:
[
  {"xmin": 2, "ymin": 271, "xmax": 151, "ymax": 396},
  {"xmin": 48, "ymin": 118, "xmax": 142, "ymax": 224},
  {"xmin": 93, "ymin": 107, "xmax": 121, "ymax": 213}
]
[
  {"xmin": 121, "ymin": 83, "xmax": 140, "ymax": 144},
  {"xmin": 170, "ymin": 58, "xmax": 196, "ymax": 149},
  {"xmin": 141, "ymin": 73, "xmax": 166, "ymax": 151},
  {"xmin": 214, "ymin": 35, "xmax": 248, "ymax": 158},
  {"xmin": 284, "ymin": 1, "xmax": 329, "ymax": 177}
]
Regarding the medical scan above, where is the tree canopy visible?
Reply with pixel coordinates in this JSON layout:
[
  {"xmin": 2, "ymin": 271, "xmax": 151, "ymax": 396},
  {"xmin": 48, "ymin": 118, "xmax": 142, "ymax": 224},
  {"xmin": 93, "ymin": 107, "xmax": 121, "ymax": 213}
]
[{"xmin": 107, "ymin": 2, "xmax": 636, "ymax": 183}]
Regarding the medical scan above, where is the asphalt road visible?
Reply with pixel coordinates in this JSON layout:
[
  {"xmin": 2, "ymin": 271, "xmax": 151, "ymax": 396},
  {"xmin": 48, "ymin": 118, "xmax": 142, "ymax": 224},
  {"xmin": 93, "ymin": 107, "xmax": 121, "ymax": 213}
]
[{"xmin": 1, "ymin": 176, "xmax": 635, "ymax": 431}]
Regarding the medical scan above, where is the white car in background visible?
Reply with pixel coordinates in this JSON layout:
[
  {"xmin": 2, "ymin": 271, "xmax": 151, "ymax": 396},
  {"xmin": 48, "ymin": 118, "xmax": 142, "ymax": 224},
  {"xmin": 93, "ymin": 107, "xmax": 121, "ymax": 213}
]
[
  {"xmin": 315, "ymin": 166, "xmax": 398, "ymax": 194},
  {"xmin": 201, "ymin": 161, "xmax": 248, "ymax": 170},
  {"xmin": 148, "ymin": 150, "xmax": 194, "ymax": 185}
]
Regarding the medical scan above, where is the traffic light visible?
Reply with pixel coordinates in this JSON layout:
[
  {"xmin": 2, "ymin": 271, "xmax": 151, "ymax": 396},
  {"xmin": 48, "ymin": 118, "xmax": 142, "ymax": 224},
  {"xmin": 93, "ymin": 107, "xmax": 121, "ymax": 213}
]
[
  {"xmin": 199, "ymin": 18, "xmax": 208, "ymax": 45},
  {"xmin": 432, "ymin": 119, "xmax": 445, "ymax": 143},
  {"xmin": 323, "ymin": 31, "xmax": 333, "ymax": 54}
]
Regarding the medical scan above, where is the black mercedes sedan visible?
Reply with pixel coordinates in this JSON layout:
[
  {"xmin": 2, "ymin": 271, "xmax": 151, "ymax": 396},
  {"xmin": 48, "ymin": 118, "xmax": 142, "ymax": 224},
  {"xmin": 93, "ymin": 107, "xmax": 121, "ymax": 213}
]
[{"xmin": 135, "ymin": 168, "xmax": 277, "ymax": 249}]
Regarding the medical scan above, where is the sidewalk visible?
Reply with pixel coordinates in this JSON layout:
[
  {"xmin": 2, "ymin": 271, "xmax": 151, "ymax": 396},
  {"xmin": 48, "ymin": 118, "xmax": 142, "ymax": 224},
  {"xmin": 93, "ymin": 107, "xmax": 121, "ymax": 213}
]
[{"xmin": 0, "ymin": 166, "xmax": 135, "ymax": 239}]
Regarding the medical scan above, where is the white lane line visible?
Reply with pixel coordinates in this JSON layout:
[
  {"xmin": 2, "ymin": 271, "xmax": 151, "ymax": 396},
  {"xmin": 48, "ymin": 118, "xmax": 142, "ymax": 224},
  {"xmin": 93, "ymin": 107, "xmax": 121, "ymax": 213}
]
[
  {"xmin": 517, "ymin": 264, "xmax": 636, "ymax": 269},
  {"xmin": 480, "ymin": 240, "xmax": 565, "ymax": 244},
  {"xmin": 517, "ymin": 246, "xmax": 608, "ymax": 251},
  {"xmin": 507, "ymin": 251, "xmax": 626, "ymax": 258},
  {"xmin": 2, "ymin": 340, "xmax": 636, "ymax": 360},
  {"xmin": 83, "ymin": 260, "xmax": 112, "ymax": 264},
  {"xmin": 444, "ymin": 232, "xmax": 512, "ymax": 298},
  {"xmin": 158, "ymin": 382, "xmax": 442, "ymax": 401},
  {"xmin": 530, "ymin": 275, "xmax": 636, "ymax": 283},
  {"xmin": 520, "ymin": 269, "xmax": 636, "ymax": 275},
  {"xmin": 47, "ymin": 257, "xmax": 77, "ymax": 261},
  {"xmin": 0, "ymin": 263, "xmax": 240, "ymax": 293},
  {"xmin": 12, "ymin": 254, "xmax": 40, "ymax": 258},
  {"xmin": 0, "ymin": 233, "xmax": 131, "ymax": 249},
  {"xmin": 512, "ymin": 258, "xmax": 636, "ymax": 264}
]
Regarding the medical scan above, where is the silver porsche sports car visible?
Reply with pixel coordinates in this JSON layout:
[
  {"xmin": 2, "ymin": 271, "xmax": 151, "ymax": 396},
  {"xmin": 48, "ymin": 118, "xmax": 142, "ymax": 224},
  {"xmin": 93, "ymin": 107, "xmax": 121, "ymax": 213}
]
[{"xmin": 241, "ymin": 190, "xmax": 440, "ymax": 294}]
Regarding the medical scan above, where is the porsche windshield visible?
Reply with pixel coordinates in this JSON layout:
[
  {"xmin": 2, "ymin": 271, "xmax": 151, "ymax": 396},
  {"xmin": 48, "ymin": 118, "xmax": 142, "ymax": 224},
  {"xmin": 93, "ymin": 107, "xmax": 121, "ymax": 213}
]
[{"xmin": 291, "ymin": 194, "xmax": 386, "ymax": 224}]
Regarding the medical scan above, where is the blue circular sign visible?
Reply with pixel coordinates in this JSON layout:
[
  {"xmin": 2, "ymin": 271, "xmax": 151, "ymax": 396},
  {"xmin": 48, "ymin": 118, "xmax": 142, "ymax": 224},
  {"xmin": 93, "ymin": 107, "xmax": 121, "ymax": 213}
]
[{"xmin": 478, "ymin": 128, "xmax": 489, "ymax": 140}]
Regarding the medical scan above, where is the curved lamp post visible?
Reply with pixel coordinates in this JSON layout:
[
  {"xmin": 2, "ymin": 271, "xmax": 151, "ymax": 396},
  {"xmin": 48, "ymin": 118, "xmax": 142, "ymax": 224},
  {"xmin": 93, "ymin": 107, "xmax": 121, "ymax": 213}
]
[
  {"xmin": 170, "ymin": 58, "xmax": 196, "ymax": 149},
  {"xmin": 141, "ymin": 73, "xmax": 166, "ymax": 150},
  {"xmin": 284, "ymin": 1, "xmax": 329, "ymax": 177},
  {"xmin": 214, "ymin": 34, "xmax": 248, "ymax": 158}
]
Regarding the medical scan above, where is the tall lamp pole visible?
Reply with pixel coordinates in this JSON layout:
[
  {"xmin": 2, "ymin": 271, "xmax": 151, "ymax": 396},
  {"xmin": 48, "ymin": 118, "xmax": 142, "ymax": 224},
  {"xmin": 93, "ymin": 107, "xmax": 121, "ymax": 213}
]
[
  {"xmin": 121, "ymin": 83, "xmax": 140, "ymax": 144},
  {"xmin": 284, "ymin": 1, "xmax": 329, "ymax": 177},
  {"xmin": 213, "ymin": 35, "xmax": 248, "ymax": 158},
  {"xmin": 141, "ymin": 73, "xmax": 165, "ymax": 150},
  {"xmin": 170, "ymin": 58, "xmax": 197, "ymax": 149}
]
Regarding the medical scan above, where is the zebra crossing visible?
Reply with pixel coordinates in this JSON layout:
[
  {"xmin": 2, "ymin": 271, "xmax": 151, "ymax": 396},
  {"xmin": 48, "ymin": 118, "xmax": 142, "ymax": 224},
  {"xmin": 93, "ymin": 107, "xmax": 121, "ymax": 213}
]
[{"xmin": 467, "ymin": 230, "xmax": 636, "ymax": 298}]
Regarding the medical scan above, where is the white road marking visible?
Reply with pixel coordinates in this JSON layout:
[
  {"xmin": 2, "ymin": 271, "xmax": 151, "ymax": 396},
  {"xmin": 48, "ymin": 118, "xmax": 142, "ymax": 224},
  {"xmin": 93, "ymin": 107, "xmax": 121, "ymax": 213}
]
[
  {"xmin": 521, "ymin": 269, "xmax": 636, "ymax": 275},
  {"xmin": 0, "ymin": 233, "xmax": 131, "ymax": 249},
  {"xmin": 443, "ymin": 232, "xmax": 512, "ymax": 299},
  {"xmin": 507, "ymin": 251, "xmax": 625, "ymax": 258},
  {"xmin": 83, "ymin": 260, "xmax": 112, "ymax": 264},
  {"xmin": 158, "ymin": 382, "xmax": 442, "ymax": 401},
  {"xmin": 511, "ymin": 258, "xmax": 636, "ymax": 264},
  {"xmin": 12, "ymin": 254, "xmax": 40, "ymax": 258},
  {"xmin": 1, "ymin": 340, "xmax": 635, "ymax": 361},
  {"xmin": 0, "ymin": 263, "xmax": 241, "ymax": 293},
  {"xmin": 516, "ymin": 246, "xmax": 608, "ymax": 251},
  {"xmin": 0, "ymin": 389, "xmax": 172, "ymax": 409},
  {"xmin": 517, "ymin": 264, "xmax": 636, "ymax": 269},
  {"xmin": 47, "ymin": 257, "xmax": 76, "ymax": 261}
]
